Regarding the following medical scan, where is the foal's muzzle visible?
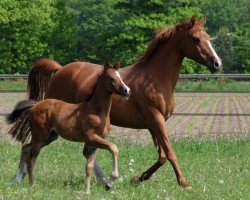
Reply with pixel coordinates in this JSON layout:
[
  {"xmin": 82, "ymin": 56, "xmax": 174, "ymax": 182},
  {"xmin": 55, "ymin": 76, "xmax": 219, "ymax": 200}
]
[{"xmin": 120, "ymin": 87, "xmax": 131, "ymax": 99}]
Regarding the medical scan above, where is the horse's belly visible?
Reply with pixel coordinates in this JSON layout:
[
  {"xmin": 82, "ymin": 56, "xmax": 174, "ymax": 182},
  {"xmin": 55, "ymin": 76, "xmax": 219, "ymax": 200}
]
[{"xmin": 110, "ymin": 95, "xmax": 146, "ymax": 129}]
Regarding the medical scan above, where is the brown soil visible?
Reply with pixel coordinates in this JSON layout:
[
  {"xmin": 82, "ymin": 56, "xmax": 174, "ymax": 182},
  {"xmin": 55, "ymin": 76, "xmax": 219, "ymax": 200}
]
[{"xmin": 0, "ymin": 92, "xmax": 249, "ymax": 144}]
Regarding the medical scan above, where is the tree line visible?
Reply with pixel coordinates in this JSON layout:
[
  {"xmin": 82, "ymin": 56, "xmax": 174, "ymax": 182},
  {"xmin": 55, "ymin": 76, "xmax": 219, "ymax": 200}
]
[{"xmin": 0, "ymin": 0, "xmax": 249, "ymax": 74}]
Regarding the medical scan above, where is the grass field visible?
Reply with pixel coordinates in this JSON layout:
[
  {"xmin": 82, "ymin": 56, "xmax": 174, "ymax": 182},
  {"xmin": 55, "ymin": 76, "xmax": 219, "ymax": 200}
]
[
  {"xmin": 0, "ymin": 138, "xmax": 249, "ymax": 200},
  {"xmin": 0, "ymin": 78, "xmax": 250, "ymax": 92}
]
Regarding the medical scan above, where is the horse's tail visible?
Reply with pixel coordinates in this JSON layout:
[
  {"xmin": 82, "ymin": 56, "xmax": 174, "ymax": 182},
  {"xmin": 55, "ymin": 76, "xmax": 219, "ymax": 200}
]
[
  {"xmin": 28, "ymin": 58, "xmax": 62, "ymax": 101},
  {"xmin": 6, "ymin": 100, "xmax": 36, "ymax": 143}
]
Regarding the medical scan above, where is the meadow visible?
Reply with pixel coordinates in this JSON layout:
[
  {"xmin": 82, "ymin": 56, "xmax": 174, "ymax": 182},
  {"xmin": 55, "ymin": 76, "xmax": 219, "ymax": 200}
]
[{"xmin": 0, "ymin": 138, "xmax": 249, "ymax": 200}]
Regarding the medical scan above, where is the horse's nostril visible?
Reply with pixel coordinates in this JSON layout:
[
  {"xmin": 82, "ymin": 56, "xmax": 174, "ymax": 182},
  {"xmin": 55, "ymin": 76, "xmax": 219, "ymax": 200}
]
[{"xmin": 214, "ymin": 61, "xmax": 220, "ymax": 69}]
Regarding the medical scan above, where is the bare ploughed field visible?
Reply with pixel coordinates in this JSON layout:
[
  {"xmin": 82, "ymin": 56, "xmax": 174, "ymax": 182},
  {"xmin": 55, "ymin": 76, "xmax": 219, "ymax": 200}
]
[{"xmin": 0, "ymin": 92, "xmax": 249, "ymax": 143}]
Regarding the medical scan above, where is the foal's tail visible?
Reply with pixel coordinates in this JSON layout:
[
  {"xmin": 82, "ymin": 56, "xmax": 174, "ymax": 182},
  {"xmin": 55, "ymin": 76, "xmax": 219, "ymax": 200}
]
[
  {"xmin": 28, "ymin": 58, "xmax": 62, "ymax": 101},
  {"xmin": 6, "ymin": 100, "xmax": 36, "ymax": 143}
]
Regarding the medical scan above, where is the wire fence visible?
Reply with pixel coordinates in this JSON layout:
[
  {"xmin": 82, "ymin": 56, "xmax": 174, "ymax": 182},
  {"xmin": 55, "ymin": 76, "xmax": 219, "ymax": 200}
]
[{"xmin": 0, "ymin": 74, "xmax": 250, "ymax": 80}]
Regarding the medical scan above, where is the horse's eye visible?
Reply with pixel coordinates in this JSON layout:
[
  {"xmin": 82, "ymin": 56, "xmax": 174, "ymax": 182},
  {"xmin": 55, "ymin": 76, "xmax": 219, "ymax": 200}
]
[{"xmin": 193, "ymin": 38, "xmax": 200, "ymax": 44}]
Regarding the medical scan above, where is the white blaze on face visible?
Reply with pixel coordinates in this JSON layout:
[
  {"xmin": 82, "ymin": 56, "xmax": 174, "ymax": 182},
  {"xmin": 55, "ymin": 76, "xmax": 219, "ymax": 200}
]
[
  {"xmin": 115, "ymin": 71, "xmax": 130, "ymax": 94},
  {"xmin": 207, "ymin": 40, "xmax": 222, "ymax": 67}
]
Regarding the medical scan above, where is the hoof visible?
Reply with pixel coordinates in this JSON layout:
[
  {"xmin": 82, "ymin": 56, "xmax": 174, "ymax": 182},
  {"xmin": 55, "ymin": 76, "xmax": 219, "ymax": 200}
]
[
  {"xmin": 185, "ymin": 186, "xmax": 193, "ymax": 190},
  {"xmin": 84, "ymin": 191, "xmax": 90, "ymax": 195},
  {"xmin": 179, "ymin": 179, "xmax": 192, "ymax": 190},
  {"xmin": 105, "ymin": 183, "xmax": 111, "ymax": 191},
  {"xmin": 131, "ymin": 177, "xmax": 140, "ymax": 186}
]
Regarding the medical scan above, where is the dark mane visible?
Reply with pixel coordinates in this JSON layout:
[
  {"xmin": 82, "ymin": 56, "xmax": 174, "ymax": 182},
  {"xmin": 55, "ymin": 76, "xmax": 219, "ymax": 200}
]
[{"xmin": 135, "ymin": 19, "xmax": 203, "ymax": 66}]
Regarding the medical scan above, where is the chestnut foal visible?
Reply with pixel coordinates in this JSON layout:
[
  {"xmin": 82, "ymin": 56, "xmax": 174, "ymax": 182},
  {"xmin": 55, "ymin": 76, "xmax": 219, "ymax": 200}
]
[{"xmin": 7, "ymin": 61, "xmax": 130, "ymax": 194}]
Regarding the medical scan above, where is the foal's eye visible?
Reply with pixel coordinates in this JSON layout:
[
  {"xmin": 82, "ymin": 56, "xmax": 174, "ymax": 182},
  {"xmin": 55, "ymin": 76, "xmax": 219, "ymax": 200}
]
[
  {"xmin": 193, "ymin": 38, "xmax": 200, "ymax": 44},
  {"xmin": 109, "ymin": 77, "xmax": 115, "ymax": 82}
]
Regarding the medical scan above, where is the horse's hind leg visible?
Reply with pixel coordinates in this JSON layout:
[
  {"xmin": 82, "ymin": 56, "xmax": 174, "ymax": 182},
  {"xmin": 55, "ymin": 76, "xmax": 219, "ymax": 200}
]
[
  {"xmin": 26, "ymin": 142, "xmax": 42, "ymax": 186},
  {"xmin": 131, "ymin": 137, "xmax": 166, "ymax": 185},
  {"xmin": 84, "ymin": 148, "xmax": 99, "ymax": 194},
  {"xmin": 13, "ymin": 143, "xmax": 32, "ymax": 184},
  {"xmin": 83, "ymin": 144, "xmax": 108, "ymax": 187}
]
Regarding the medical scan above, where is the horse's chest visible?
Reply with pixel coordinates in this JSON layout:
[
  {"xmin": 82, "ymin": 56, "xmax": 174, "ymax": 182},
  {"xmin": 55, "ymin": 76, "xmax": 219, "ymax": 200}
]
[{"xmin": 147, "ymin": 92, "xmax": 174, "ymax": 120}]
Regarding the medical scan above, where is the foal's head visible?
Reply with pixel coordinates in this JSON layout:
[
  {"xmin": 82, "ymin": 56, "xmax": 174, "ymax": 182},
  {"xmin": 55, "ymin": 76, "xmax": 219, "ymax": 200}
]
[
  {"xmin": 101, "ymin": 61, "xmax": 130, "ymax": 98},
  {"xmin": 179, "ymin": 15, "xmax": 222, "ymax": 73}
]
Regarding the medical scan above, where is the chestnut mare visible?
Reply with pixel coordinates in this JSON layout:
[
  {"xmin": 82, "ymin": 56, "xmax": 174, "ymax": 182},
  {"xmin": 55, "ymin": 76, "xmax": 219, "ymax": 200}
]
[
  {"xmin": 14, "ymin": 16, "xmax": 222, "ymax": 189},
  {"xmin": 7, "ymin": 61, "xmax": 130, "ymax": 194}
]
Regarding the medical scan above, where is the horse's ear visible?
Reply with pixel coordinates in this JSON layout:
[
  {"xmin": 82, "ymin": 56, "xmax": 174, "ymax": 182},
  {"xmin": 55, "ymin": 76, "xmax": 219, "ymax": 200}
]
[
  {"xmin": 190, "ymin": 16, "xmax": 196, "ymax": 26},
  {"xmin": 113, "ymin": 61, "xmax": 120, "ymax": 70},
  {"xmin": 199, "ymin": 14, "xmax": 207, "ymax": 26},
  {"xmin": 104, "ymin": 60, "xmax": 112, "ymax": 70}
]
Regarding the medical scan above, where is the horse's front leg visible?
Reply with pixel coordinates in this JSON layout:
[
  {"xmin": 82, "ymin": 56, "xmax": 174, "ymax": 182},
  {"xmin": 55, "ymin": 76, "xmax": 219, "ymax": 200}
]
[
  {"xmin": 84, "ymin": 148, "xmax": 99, "ymax": 194},
  {"xmin": 133, "ymin": 108, "xmax": 191, "ymax": 189},
  {"xmin": 149, "ymin": 109, "xmax": 191, "ymax": 189}
]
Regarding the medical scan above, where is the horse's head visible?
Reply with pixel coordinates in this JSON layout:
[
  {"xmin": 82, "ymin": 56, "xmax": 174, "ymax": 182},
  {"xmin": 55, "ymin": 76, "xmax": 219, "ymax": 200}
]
[
  {"xmin": 180, "ymin": 15, "xmax": 222, "ymax": 73},
  {"xmin": 102, "ymin": 61, "xmax": 130, "ymax": 98}
]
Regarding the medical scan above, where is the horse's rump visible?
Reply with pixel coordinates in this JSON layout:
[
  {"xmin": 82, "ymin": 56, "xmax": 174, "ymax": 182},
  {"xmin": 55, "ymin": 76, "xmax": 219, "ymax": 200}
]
[{"xmin": 28, "ymin": 58, "xmax": 62, "ymax": 101}]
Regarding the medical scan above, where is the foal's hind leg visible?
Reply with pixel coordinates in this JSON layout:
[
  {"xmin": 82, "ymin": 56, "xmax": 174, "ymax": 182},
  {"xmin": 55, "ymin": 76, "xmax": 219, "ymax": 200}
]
[
  {"xmin": 13, "ymin": 131, "xmax": 58, "ymax": 184},
  {"xmin": 13, "ymin": 143, "xmax": 32, "ymax": 184},
  {"xmin": 83, "ymin": 144, "xmax": 108, "ymax": 187},
  {"xmin": 84, "ymin": 148, "xmax": 99, "ymax": 194},
  {"xmin": 26, "ymin": 142, "xmax": 42, "ymax": 186}
]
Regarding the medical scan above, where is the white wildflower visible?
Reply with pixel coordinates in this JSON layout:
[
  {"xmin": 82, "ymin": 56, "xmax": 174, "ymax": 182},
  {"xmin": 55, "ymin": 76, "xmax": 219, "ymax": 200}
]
[
  {"xmin": 118, "ymin": 177, "xmax": 124, "ymax": 182},
  {"xmin": 129, "ymin": 168, "xmax": 134, "ymax": 173},
  {"xmin": 219, "ymin": 180, "xmax": 224, "ymax": 184}
]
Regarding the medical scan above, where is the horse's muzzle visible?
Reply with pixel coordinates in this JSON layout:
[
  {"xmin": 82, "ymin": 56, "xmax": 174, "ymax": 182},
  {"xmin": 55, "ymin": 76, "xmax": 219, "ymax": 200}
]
[{"xmin": 207, "ymin": 59, "xmax": 222, "ymax": 74}]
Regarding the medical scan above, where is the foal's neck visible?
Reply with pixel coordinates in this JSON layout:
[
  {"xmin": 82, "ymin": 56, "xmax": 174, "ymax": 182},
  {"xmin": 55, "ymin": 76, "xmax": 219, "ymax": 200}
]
[{"xmin": 88, "ymin": 79, "xmax": 112, "ymax": 114}]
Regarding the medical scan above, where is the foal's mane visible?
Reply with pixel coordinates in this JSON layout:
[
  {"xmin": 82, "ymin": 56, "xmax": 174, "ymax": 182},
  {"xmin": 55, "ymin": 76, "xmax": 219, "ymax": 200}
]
[
  {"xmin": 135, "ymin": 18, "xmax": 203, "ymax": 66},
  {"xmin": 84, "ymin": 73, "xmax": 101, "ymax": 101}
]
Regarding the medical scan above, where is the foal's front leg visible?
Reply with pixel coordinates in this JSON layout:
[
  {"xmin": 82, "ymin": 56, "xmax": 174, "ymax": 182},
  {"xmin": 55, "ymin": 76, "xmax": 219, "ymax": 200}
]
[
  {"xmin": 83, "ymin": 144, "xmax": 109, "ymax": 187},
  {"xmin": 86, "ymin": 133, "xmax": 119, "ymax": 190},
  {"xmin": 84, "ymin": 148, "xmax": 99, "ymax": 194}
]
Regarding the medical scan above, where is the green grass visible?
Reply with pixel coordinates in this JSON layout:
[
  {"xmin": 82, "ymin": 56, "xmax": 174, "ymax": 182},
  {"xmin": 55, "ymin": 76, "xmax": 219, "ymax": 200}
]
[
  {"xmin": 0, "ymin": 79, "xmax": 27, "ymax": 91},
  {"xmin": 0, "ymin": 78, "xmax": 250, "ymax": 92},
  {"xmin": 0, "ymin": 138, "xmax": 249, "ymax": 199},
  {"xmin": 176, "ymin": 79, "xmax": 250, "ymax": 92}
]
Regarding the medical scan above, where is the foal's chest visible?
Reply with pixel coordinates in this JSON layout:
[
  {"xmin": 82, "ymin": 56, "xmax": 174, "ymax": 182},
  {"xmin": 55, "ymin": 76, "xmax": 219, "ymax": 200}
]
[{"xmin": 87, "ymin": 114, "xmax": 110, "ymax": 137}]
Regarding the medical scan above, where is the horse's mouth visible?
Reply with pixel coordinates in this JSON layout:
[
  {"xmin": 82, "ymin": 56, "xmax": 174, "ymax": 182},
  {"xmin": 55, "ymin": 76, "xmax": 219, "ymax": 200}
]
[{"xmin": 207, "ymin": 63, "xmax": 222, "ymax": 74}]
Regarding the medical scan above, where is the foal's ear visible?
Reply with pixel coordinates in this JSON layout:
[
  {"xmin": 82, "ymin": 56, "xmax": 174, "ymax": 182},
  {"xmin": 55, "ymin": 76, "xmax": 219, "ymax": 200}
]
[
  {"xmin": 113, "ymin": 61, "xmax": 120, "ymax": 70},
  {"xmin": 199, "ymin": 14, "xmax": 207, "ymax": 26},
  {"xmin": 104, "ymin": 60, "xmax": 112, "ymax": 70},
  {"xmin": 190, "ymin": 16, "xmax": 197, "ymax": 26}
]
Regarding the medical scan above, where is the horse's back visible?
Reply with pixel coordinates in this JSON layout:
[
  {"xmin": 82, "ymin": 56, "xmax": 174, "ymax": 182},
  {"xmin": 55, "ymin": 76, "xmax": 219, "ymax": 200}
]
[{"xmin": 46, "ymin": 62, "xmax": 103, "ymax": 103}]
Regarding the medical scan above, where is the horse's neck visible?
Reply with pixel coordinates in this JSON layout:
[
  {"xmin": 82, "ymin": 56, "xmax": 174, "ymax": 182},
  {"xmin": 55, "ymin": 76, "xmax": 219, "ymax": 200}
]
[
  {"xmin": 129, "ymin": 39, "xmax": 183, "ymax": 94},
  {"xmin": 88, "ymin": 82, "xmax": 112, "ymax": 115}
]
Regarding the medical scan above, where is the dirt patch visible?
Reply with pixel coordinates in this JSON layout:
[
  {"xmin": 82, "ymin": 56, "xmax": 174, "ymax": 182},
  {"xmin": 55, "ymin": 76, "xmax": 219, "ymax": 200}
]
[{"xmin": 0, "ymin": 92, "xmax": 249, "ymax": 144}]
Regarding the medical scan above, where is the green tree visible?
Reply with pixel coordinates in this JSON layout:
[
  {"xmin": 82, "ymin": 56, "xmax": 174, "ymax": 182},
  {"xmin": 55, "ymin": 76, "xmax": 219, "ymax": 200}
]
[
  {"xmin": 0, "ymin": 0, "xmax": 77, "ymax": 73},
  {"xmin": 108, "ymin": 0, "xmax": 203, "ymax": 66}
]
